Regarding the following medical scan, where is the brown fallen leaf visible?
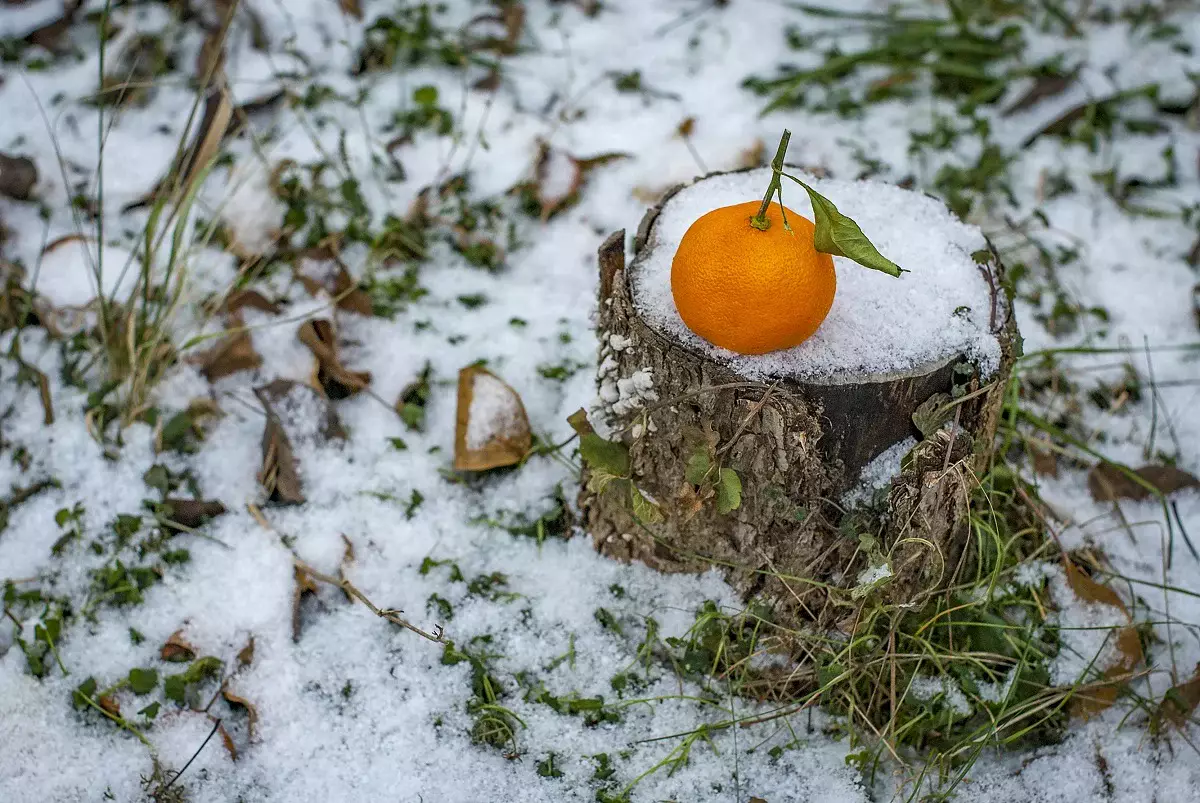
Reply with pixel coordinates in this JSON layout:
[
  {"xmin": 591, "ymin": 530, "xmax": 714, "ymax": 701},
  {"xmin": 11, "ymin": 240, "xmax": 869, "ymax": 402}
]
[
  {"xmin": 1030, "ymin": 442, "xmax": 1058, "ymax": 478},
  {"xmin": 454, "ymin": 365, "xmax": 532, "ymax": 472},
  {"xmin": 237, "ymin": 636, "xmax": 255, "ymax": 668},
  {"xmin": 0, "ymin": 153, "xmax": 37, "ymax": 200},
  {"xmin": 161, "ymin": 499, "xmax": 227, "ymax": 530},
  {"xmin": 196, "ymin": 325, "xmax": 262, "ymax": 382},
  {"xmin": 7, "ymin": 338, "xmax": 53, "ymax": 425},
  {"xmin": 297, "ymin": 319, "xmax": 372, "ymax": 399},
  {"xmin": 465, "ymin": 2, "xmax": 525, "ymax": 55},
  {"xmin": 733, "ymin": 139, "xmax": 767, "ymax": 170},
  {"xmin": 1088, "ymin": 463, "xmax": 1200, "ymax": 502},
  {"xmin": 294, "ymin": 257, "xmax": 373, "ymax": 316},
  {"xmin": 520, "ymin": 141, "xmax": 631, "ymax": 220},
  {"xmin": 98, "ymin": 694, "xmax": 121, "ymax": 718},
  {"xmin": 337, "ymin": 0, "xmax": 362, "ymax": 19},
  {"xmin": 1153, "ymin": 663, "xmax": 1200, "ymax": 731},
  {"xmin": 256, "ymin": 378, "xmax": 347, "ymax": 443},
  {"xmin": 257, "ymin": 415, "xmax": 304, "ymax": 506},
  {"xmin": 212, "ymin": 715, "xmax": 238, "ymax": 761},
  {"xmin": 1065, "ymin": 561, "xmax": 1143, "ymax": 719},
  {"xmin": 222, "ymin": 688, "xmax": 260, "ymax": 742},
  {"xmin": 221, "ymin": 289, "xmax": 280, "ymax": 316},
  {"xmin": 329, "ymin": 264, "xmax": 373, "ymax": 317},
  {"xmin": 23, "ymin": 0, "xmax": 81, "ymax": 51},
  {"xmin": 675, "ymin": 481, "xmax": 705, "ymax": 522},
  {"xmin": 292, "ymin": 564, "xmax": 319, "ymax": 642},
  {"xmin": 161, "ymin": 630, "xmax": 197, "ymax": 663}
]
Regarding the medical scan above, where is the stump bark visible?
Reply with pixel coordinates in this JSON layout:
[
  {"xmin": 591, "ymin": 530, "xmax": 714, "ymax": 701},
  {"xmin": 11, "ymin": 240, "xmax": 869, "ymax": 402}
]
[{"xmin": 580, "ymin": 179, "xmax": 1019, "ymax": 625}]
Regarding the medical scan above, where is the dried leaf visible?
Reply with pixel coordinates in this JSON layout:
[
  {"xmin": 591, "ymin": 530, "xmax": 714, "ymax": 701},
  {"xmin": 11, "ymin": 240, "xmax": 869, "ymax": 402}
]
[
  {"xmin": 465, "ymin": 2, "xmax": 525, "ymax": 54},
  {"xmin": 734, "ymin": 140, "xmax": 767, "ymax": 170},
  {"xmin": 258, "ymin": 415, "xmax": 304, "ymax": 505},
  {"xmin": 1030, "ymin": 443, "xmax": 1058, "ymax": 478},
  {"xmin": 331, "ymin": 265, "xmax": 373, "ymax": 317},
  {"xmin": 912, "ymin": 393, "xmax": 952, "ymax": 438},
  {"xmin": 337, "ymin": 0, "xmax": 362, "ymax": 19},
  {"xmin": 0, "ymin": 153, "xmax": 37, "ymax": 200},
  {"xmin": 1088, "ymin": 463, "xmax": 1200, "ymax": 502},
  {"xmin": 1154, "ymin": 663, "xmax": 1200, "ymax": 730},
  {"xmin": 221, "ymin": 290, "xmax": 280, "ymax": 316},
  {"xmin": 161, "ymin": 630, "xmax": 197, "ymax": 663},
  {"xmin": 213, "ymin": 715, "xmax": 238, "ymax": 760},
  {"xmin": 23, "ymin": 0, "xmax": 80, "ymax": 51},
  {"xmin": 677, "ymin": 117, "xmax": 696, "ymax": 138},
  {"xmin": 161, "ymin": 499, "xmax": 227, "ymax": 530},
  {"xmin": 454, "ymin": 365, "xmax": 532, "ymax": 472},
  {"xmin": 1065, "ymin": 562, "xmax": 1143, "ymax": 719},
  {"xmin": 524, "ymin": 141, "xmax": 630, "ymax": 220},
  {"xmin": 566, "ymin": 408, "xmax": 594, "ymax": 437},
  {"xmin": 292, "ymin": 564, "xmax": 319, "ymax": 643},
  {"xmin": 674, "ymin": 482, "xmax": 705, "ymax": 522},
  {"xmin": 196, "ymin": 326, "xmax": 262, "ymax": 381},
  {"xmin": 222, "ymin": 688, "xmax": 260, "ymax": 742},
  {"xmin": 298, "ymin": 319, "xmax": 372, "ymax": 399},
  {"xmin": 237, "ymin": 636, "xmax": 255, "ymax": 668},
  {"xmin": 253, "ymin": 380, "xmax": 319, "ymax": 506},
  {"xmin": 98, "ymin": 694, "xmax": 121, "ymax": 717}
]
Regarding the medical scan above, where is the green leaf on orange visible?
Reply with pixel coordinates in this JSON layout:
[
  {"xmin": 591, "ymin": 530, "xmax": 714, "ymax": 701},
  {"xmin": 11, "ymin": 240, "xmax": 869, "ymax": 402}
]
[{"xmin": 784, "ymin": 174, "xmax": 905, "ymax": 278}]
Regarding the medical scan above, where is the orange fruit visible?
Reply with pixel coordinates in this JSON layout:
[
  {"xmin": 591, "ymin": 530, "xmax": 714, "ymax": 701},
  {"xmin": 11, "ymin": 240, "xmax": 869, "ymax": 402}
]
[{"xmin": 670, "ymin": 200, "xmax": 836, "ymax": 355}]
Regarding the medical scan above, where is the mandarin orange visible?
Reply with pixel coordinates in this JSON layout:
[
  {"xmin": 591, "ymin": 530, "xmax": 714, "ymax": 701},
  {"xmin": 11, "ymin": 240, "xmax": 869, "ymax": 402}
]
[{"xmin": 670, "ymin": 200, "xmax": 835, "ymax": 355}]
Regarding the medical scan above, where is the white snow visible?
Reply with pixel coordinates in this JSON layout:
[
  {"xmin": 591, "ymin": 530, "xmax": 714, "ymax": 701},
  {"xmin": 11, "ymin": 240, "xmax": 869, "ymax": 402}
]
[
  {"xmin": 841, "ymin": 436, "xmax": 917, "ymax": 508},
  {"xmin": 465, "ymin": 371, "xmax": 523, "ymax": 450},
  {"xmin": 1, "ymin": 0, "xmax": 1200, "ymax": 801},
  {"xmin": 633, "ymin": 169, "xmax": 1003, "ymax": 381},
  {"xmin": 30, "ymin": 238, "xmax": 138, "ymax": 307}
]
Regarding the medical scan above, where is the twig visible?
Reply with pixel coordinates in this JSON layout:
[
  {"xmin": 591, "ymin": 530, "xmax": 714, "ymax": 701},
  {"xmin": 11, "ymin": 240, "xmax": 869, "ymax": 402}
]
[{"xmin": 295, "ymin": 559, "xmax": 446, "ymax": 643}]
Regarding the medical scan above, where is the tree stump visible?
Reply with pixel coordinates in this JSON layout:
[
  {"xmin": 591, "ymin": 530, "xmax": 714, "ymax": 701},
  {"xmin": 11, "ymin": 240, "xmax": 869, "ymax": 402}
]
[{"xmin": 580, "ymin": 168, "xmax": 1019, "ymax": 625}]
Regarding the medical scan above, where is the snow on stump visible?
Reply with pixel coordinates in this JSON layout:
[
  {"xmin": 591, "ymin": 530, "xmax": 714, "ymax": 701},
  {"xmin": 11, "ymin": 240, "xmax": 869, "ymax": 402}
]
[{"xmin": 581, "ymin": 168, "xmax": 1019, "ymax": 624}]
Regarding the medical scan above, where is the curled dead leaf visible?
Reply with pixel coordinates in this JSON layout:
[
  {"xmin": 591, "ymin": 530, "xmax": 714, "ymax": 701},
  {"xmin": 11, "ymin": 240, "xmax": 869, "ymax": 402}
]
[
  {"xmin": 237, "ymin": 636, "xmax": 255, "ymax": 668},
  {"xmin": 292, "ymin": 564, "xmax": 319, "ymax": 643},
  {"xmin": 98, "ymin": 694, "xmax": 121, "ymax": 718},
  {"xmin": 195, "ymin": 325, "xmax": 262, "ymax": 382},
  {"xmin": 161, "ymin": 499, "xmax": 227, "ymax": 531},
  {"xmin": 212, "ymin": 715, "xmax": 238, "ymax": 761},
  {"xmin": 295, "ymin": 258, "xmax": 373, "ymax": 316},
  {"xmin": 1088, "ymin": 463, "xmax": 1199, "ymax": 502},
  {"xmin": 298, "ymin": 319, "xmax": 372, "ymax": 399},
  {"xmin": 454, "ymin": 366, "xmax": 532, "ymax": 472},
  {"xmin": 1030, "ymin": 442, "xmax": 1058, "ymax": 478},
  {"xmin": 734, "ymin": 140, "xmax": 767, "ymax": 170},
  {"xmin": 521, "ymin": 141, "xmax": 630, "ymax": 220},
  {"xmin": 1154, "ymin": 663, "xmax": 1200, "ymax": 731},
  {"xmin": 161, "ymin": 630, "xmax": 197, "ymax": 663},
  {"xmin": 222, "ymin": 688, "xmax": 260, "ymax": 742},
  {"xmin": 0, "ymin": 152, "xmax": 37, "ymax": 200},
  {"xmin": 465, "ymin": 1, "xmax": 525, "ymax": 54},
  {"xmin": 221, "ymin": 289, "xmax": 280, "ymax": 316}
]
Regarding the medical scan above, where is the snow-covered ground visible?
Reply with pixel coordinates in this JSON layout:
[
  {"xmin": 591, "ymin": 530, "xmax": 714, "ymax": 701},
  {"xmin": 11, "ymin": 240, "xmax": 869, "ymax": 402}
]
[{"xmin": 1, "ymin": 1, "xmax": 1199, "ymax": 801}]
